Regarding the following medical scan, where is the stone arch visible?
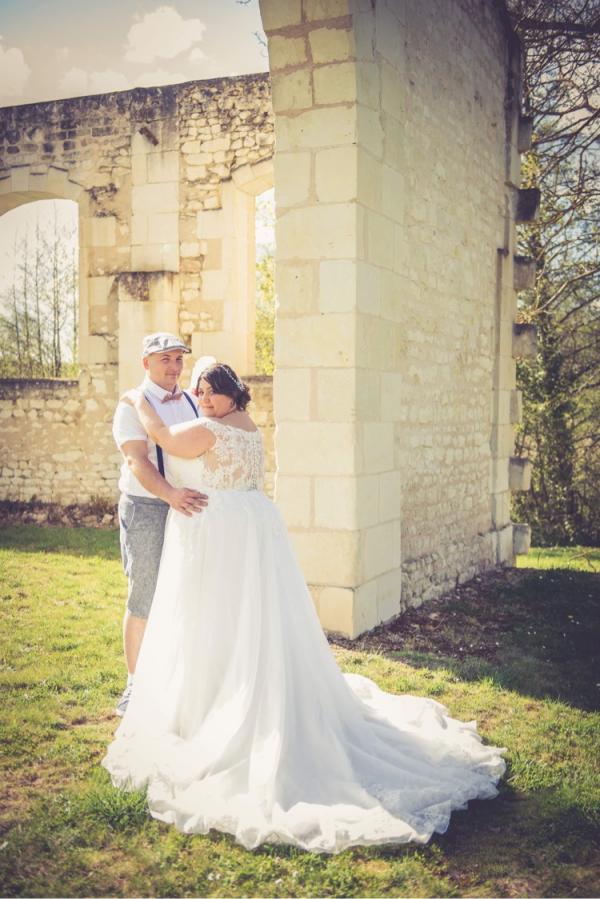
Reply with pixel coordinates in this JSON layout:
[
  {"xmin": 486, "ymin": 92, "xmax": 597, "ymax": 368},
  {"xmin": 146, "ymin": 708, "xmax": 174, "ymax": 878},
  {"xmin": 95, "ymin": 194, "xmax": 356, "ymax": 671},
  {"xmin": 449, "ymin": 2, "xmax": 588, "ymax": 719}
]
[{"xmin": 0, "ymin": 163, "xmax": 99, "ymax": 372}]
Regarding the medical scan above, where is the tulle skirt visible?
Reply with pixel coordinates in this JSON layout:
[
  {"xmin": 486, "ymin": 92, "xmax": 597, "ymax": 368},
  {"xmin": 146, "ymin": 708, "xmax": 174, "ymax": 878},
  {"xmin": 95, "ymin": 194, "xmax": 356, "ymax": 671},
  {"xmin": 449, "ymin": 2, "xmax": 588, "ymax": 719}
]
[{"xmin": 102, "ymin": 489, "xmax": 506, "ymax": 854}]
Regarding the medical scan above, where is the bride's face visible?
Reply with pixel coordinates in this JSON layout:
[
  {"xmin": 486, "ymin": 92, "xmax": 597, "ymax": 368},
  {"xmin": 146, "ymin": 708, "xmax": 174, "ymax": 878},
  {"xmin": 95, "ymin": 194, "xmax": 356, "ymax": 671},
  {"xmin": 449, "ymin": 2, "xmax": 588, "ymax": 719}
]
[{"xmin": 197, "ymin": 378, "xmax": 236, "ymax": 417}]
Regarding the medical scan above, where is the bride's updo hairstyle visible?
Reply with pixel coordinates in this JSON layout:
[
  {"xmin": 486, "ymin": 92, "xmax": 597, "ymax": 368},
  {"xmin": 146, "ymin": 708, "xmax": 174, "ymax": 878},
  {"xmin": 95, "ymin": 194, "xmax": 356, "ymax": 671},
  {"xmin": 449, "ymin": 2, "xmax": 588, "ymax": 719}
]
[{"xmin": 197, "ymin": 362, "xmax": 251, "ymax": 411}]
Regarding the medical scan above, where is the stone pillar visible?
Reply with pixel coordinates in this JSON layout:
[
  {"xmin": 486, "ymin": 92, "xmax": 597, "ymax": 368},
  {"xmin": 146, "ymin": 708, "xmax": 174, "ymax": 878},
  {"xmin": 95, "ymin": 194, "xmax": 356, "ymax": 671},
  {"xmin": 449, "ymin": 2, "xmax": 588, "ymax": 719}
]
[{"xmin": 261, "ymin": 0, "xmax": 400, "ymax": 638}]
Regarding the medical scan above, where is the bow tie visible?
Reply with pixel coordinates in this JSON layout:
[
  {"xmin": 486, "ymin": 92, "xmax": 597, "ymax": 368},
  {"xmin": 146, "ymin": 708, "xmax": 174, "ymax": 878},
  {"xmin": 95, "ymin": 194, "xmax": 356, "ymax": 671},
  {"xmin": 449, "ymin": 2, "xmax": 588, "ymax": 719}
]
[{"xmin": 161, "ymin": 391, "xmax": 183, "ymax": 403}]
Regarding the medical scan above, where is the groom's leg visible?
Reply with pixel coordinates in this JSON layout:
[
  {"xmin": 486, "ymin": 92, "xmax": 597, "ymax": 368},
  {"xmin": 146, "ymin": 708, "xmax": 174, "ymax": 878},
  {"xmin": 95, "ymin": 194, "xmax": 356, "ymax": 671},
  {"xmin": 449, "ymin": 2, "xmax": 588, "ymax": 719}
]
[
  {"xmin": 118, "ymin": 494, "xmax": 169, "ymax": 675},
  {"xmin": 123, "ymin": 611, "xmax": 148, "ymax": 674}
]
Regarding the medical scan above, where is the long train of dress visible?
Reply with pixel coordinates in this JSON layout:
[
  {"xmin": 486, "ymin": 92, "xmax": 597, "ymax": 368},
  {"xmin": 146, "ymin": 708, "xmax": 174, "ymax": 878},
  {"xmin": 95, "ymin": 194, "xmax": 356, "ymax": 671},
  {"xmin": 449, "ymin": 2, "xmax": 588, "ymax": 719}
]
[{"xmin": 103, "ymin": 422, "xmax": 506, "ymax": 854}]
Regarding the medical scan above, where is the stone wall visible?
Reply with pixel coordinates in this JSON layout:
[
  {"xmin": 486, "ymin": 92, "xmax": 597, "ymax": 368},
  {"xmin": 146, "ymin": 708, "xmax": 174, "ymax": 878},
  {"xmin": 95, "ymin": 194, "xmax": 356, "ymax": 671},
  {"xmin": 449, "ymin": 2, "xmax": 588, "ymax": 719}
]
[
  {"xmin": 0, "ymin": 376, "xmax": 275, "ymax": 505},
  {"xmin": 262, "ymin": 0, "xmax": 531, "ymax": 636},
  {"xmin": 0, "ymin": 75, "xmax": 275, "ymax": 506}
]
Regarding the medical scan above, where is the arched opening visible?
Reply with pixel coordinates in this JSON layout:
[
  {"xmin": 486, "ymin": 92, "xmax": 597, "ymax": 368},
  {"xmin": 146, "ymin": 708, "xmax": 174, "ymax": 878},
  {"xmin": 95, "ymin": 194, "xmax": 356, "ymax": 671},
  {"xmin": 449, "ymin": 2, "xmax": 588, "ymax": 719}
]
[{"xmin": 0, "ymin": 198, "xmax": 79, "ymax": 378}]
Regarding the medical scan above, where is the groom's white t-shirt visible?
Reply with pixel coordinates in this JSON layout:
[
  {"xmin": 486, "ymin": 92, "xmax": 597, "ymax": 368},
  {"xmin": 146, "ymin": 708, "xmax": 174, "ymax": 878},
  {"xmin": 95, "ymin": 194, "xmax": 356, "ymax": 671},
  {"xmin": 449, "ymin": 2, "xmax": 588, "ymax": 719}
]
[{"xmin": 112, "ymin": 375, "xmax": 200, "ymax": 499}]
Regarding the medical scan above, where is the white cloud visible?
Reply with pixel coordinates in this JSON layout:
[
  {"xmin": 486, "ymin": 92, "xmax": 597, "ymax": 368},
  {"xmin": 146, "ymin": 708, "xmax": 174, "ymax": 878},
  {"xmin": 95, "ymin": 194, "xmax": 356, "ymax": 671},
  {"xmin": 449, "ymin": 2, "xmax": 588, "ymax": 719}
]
[
  {"xmin": 188, "ymin": 47, "xmax": 205, "ymax": 63},
  {"xmin": 58, "ymin": 67, "xmax": 129, "ymax": 97},
  {"xmin": 134, "ymin": 69, "xmax": 187, "ymax": 88},
  {"xmin": 0, "ymin": 39, "xmax": 31, "ymax": 98},
  {"xmin": 125, "ymin": 6, "xmax": 207, "ymax": 64}
]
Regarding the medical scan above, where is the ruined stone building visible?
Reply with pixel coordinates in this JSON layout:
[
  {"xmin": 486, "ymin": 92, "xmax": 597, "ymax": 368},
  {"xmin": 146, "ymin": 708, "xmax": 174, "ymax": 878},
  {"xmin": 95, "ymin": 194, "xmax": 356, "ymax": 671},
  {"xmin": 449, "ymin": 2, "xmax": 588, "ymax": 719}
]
[{"xmin": 0, "ymin": 0, "xmax": 536, "ymax": 637}]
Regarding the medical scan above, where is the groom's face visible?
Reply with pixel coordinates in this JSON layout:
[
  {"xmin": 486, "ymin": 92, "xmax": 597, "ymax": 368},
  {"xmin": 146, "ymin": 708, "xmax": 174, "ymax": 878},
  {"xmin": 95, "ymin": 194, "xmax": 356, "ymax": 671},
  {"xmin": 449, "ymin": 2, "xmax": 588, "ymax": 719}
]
[{"xmin": 143, "ymin": 350, "xmax": 184, "ymax": 391}]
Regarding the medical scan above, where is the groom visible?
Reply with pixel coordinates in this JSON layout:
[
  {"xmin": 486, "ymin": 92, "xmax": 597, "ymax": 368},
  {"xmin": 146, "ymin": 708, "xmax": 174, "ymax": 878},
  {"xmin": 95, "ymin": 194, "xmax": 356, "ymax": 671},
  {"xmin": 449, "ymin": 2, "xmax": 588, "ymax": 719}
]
[{"xmin": 112, "ymin": 332, "xmax": 208, "ymax": 716}]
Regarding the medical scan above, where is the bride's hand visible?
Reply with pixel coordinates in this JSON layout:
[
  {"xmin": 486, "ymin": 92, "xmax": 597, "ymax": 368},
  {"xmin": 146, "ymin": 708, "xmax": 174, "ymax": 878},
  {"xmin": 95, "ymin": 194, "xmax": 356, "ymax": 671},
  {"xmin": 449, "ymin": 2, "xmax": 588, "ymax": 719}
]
[{"xmin": 120, "ymin": 388, "xmax": 143, "ymax": 407}]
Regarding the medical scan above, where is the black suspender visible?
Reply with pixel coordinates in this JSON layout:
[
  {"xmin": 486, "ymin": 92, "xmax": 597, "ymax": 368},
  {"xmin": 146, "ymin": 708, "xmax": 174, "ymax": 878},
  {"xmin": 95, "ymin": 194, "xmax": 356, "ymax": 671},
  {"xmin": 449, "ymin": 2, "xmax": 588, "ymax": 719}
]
[{"xmin": 144, "ymin": 391, "xmax": 199, "ymax": 478}]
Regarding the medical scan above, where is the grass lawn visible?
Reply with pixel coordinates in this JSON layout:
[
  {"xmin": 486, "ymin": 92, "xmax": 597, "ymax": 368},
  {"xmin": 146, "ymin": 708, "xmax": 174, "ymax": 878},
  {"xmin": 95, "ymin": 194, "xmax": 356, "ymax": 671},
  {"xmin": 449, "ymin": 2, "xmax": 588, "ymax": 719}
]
[{"xmin": 0, "ymin": 525, "xmax": 598, "ymax": 898}]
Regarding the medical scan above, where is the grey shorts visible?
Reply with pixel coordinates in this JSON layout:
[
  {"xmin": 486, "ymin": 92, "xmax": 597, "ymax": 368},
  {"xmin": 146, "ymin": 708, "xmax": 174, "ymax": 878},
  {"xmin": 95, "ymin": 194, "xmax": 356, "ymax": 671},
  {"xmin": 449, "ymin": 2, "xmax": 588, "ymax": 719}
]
[{"xmin": 118, "ymin": 493, "xmax": 169, "ymax": 618}]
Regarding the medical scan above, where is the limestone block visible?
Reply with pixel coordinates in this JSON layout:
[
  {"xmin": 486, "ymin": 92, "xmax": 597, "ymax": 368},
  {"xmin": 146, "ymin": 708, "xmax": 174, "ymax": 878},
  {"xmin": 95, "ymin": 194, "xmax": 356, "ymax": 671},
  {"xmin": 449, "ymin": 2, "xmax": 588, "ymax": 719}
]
[
  {"xmin": 131, "ymin": 244, "xmax": 179, "ymax": 272},
  {"xmin": 366, "ymin": 209, "xmax": 394, "ymax": 269},
  {"xmin": 315, "ymin": 367, "xmax": 356, "ymax": 421},
  {"xmin": 509, "ymin": 456, "xmax": 532, "ymax": 491},
  {"xmin": 357, "ymin": 61, "xmax": 380, "ymax": 110},
  {"xmin": 378, "ymin": 469, "xmax": 401, "ymax": 522},
  {"xmin": 362, "ymin": 521, "xmax": 396, "ymax": 580},
  {"xmin": 131, "ymin": 215, "xmax": 148, "ymax": 245},
  {"xmin": 260, "ymin": 0, "xmax": 302, "ymax": 30},
  {"xmin": 314, "ymin": 62, "xmax": 357, "ymax": 105},
  {"xmin": 198, "ymin": 238, "xmax": 223, "ymax": 271},
  {"xmin": 357, "ymin": 105, "xmax": 384, "ymax": 158},
  {"xmin": 201, "ymin": 137, "xmax": 231, "ymax": 153},
  {"xmin": 87, "ymin": 336, "xmax": 115, "ymax": 364},
  {"xmin": 357, "ymin": 261, "xmax": 381, "ymax": 316},
  {"xmin": 319, "ymin": 259, "xmax": 357, "ymax": 313},
  {"xmin": 274, "ymin": 152, "xmax": 311, "ymax": 206},
  {"xmin": 353, "ymin": 580, "xmax": 380, "ymax": 634},
  {"xmin": 491, "ymin": 491, "xmax": 510, "ymax": 528},
  {"xmin": 277, "ymin": 203, "xmax": 355, "ymax": 260},
  {"xmin": 89, "ymin": 305, "xmax": 109, "ymax": 333},
  {"xmin": 513, "ymin": 522, "xmax": 531, "ymax": 555},
  {"xmin": 381, "ymin": 60, "xmax": 404, "ymax": 121},
  {"xmin": 360, "ymin": 422, "xmax": 394, "ymax": 474},
  {"xmin": 132, "ymin": 183, "xmax": 179, "ymax": 215},
  {"xmin": 131, "ymin": 153, "xmax": 147, "ymax": 186},
  {"xmin": 375, "ymin": 1, "xmax": 404, "ymax": 67},
  {"xmin": 181, "ymin": 242, "xmax": 200, "ymax": 258},
  {"xmin": 376, "ymin": 567, "xmax": 402, "ymax": 624},
  {"xmin": 274, "ymin": 368, "xmax": 312, "ymax": 420},
  {"xmin": 380, "ymin": 372, "xmax": 403, "ymax": 421},
  {"xmin": 276, "ymin": 263, "xmax": 316, "ymax": 316},
  {"xmin": 268, "ymin": 35, "xmax": 307, "ymax": 69},
  {"xmin": 491, "ymin": 423, "xmax": 516, "ymax": 456},
  {"xmin": 275, "ymin": 422, "xmax": 356, "ymax": 475},
  {"xmin": 148, "ymin": 212, "xmax": 179, "ymax": 245},
  {"xmin": 186, "ymin": 165, "xmax": 208, "ymax": 181},
  {"xmin": 309, "ymin": 26, "xmax": 355, "ymax": 64},
  {"xmin": 275, "ymin": 106, "xmax": 356, "ymax": 151},
  {"xmin": 290, "ymin": 529, "xmax": 360, "ymax": 588},
  {"xmin": 10, "ymin": 166, "xmax": 30, "ymax": 192},
  {"xmin": 512, "ymin": 323, "xmax": 538, "ymax": 358},
  {"xmin": 318, "ymin": 586, "xmax": 356, "ymax": 636},
  {"xmin": 272, "ymin": 70, "xmax": 313, "ymax": 112},
  {"xmin": 275, "ymin": 314, "xmax": 355, "ymax": 367},
  {"xmin": 315, "ymin": 146, "xmax": 357, "ymax": 203},
  {"xmin": 510, "ymin": 389, "xmax": 523, "ymax": 424},
  {"xmin": 304, "ymin": 0, "xmax": 349, "ymax": 21},
  {"xmin": 196, "ymin": 209, "xmax": 224, "ymax": 239},
  {"xmin": 513, "ymin": 255, "xmax": 537, "ymax": 291},
  {"xmin": 88, "ymin": 216, "xmax": 117, "ymax": 248},
  {"xmin": 496, "ymin": 523, "xmax": 514, "ymax": 564},
  {"xmin": 275, "ymin": 475, "xmax": 312, "ymax": 527},
  {"xmin": 88, "ymin": 275, "xmax": 114, "ymax": 307},
  {"xmin": 200, "ymin": 270, "xmax": 227, "ymax": 298},
  {"xmin": 147, "ymin": 150, "xmax": 179, "ymax": 183},
  {"xmin": 182, "ymin": 140, "xmax": 201, "ymax": 154}
]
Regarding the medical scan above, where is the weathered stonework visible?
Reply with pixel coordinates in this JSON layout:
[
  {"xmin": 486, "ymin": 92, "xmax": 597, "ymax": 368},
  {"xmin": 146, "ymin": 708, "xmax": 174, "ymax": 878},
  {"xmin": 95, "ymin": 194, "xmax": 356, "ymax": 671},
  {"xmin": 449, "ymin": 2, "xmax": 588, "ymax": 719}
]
[
  {"xmin": 0, "ymin": 376, "xmax": 274, "ymax": 505},
  {"xmin": 0, "ymin": 0, "xmax": 532, "ymax": 639}
]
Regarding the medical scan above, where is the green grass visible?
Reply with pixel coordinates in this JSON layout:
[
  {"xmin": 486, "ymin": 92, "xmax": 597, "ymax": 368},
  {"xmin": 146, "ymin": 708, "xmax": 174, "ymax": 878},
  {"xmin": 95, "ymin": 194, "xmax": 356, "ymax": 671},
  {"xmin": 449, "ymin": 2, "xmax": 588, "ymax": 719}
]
[{"xmin": 0, "ymin": 527, "xmax": 599, "ymax": 898}]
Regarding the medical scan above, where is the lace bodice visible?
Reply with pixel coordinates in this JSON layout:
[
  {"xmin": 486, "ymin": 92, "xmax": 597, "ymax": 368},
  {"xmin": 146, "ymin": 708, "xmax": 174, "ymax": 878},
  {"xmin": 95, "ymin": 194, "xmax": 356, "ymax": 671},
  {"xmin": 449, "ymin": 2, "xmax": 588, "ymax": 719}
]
[{"xmin": 167, "ymin": 418, "xmax": 264, "ymax": 492}]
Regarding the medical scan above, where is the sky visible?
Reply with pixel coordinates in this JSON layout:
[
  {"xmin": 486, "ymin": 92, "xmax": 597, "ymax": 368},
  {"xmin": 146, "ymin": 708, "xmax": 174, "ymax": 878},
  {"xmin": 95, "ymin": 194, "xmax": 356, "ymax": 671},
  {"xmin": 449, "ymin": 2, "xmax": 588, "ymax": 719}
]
[
  {"xmin": 0, "ymin": 0, "xmax": 268, "ymax": 107},
  {"xmin": 0, "ymin": 1, "xmax": 273, "ymax": 298}
]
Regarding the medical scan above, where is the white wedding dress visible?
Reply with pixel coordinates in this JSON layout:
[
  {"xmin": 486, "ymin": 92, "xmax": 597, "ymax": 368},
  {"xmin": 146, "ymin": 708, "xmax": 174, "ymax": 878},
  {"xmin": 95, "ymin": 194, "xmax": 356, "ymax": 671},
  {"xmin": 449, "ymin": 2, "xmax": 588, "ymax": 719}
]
[{"xmin": 102, "ymin": 418, "xmax": 506, "ymax": 854}]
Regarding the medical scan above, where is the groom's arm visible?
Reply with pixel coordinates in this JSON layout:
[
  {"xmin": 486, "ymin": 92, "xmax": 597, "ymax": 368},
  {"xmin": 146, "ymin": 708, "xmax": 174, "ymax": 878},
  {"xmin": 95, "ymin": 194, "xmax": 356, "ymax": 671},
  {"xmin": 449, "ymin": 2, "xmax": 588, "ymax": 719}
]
[{"xmin": 121, "ymin": 440, "xmax": 207, "ymax": 516}]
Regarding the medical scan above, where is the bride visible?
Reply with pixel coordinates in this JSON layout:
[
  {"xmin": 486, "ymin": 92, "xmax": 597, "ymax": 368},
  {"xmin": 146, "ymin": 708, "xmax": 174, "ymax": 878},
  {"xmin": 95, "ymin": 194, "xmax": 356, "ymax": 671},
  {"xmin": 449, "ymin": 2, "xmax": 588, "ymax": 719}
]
[{"xmin": 102, "ymin": 361, "xmax": 506, "ymax": 854}]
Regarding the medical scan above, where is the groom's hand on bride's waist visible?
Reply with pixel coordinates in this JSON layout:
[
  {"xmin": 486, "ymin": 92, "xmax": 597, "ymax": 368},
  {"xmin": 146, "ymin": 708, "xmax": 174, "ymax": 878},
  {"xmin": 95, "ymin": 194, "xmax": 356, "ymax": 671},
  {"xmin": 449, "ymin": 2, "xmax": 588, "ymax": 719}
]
[{"xmin": 166, "ymin": 486, "xmax": 208, "ymax": 516}]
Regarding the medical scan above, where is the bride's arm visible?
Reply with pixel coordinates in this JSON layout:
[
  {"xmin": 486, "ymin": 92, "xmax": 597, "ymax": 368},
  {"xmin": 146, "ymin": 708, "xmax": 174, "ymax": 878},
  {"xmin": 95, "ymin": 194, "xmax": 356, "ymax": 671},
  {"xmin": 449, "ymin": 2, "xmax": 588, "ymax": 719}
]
[{"xmin": 131, "ymin": 394, "xmax": 216, "ymax": 458}]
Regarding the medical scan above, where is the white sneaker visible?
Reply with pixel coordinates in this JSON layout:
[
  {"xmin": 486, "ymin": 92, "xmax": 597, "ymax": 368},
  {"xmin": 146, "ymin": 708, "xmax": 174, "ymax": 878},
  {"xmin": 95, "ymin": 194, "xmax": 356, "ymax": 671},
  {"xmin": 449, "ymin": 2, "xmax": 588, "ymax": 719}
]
[{"xmin": 115, "ymin": 684, "xmax": 133, "ymax": 717}]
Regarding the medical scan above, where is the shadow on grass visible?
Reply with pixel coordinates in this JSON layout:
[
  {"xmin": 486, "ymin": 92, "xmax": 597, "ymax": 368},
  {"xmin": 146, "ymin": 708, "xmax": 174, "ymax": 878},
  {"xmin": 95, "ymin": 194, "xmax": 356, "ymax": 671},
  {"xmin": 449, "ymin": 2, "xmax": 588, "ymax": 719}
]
[
  {"xmin": 330, "ymin": 566, "xmax": 600, "ymax": 713},
  {"xmin": 0, "ymin": 525, "xmax": 120, "ymax": 560}
]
